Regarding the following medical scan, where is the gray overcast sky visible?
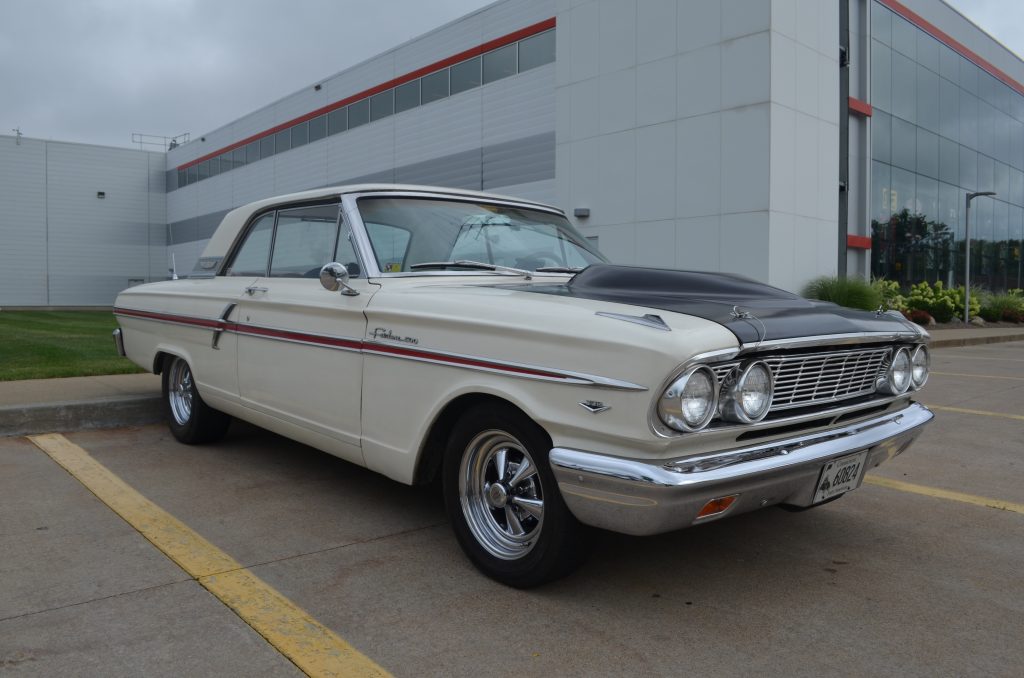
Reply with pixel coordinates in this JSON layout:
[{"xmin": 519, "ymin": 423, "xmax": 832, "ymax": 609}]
[{"xmin": 0, "ymin": 0, "xmax": 1021, "ymax": 150}]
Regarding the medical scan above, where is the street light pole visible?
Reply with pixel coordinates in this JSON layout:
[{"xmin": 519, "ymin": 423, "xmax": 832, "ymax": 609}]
[{"xmin": 964, "ymin": 191, "xmax": 997, "ymax": 324}]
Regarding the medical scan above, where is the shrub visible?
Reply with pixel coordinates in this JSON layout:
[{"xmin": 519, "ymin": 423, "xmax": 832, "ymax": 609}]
[
  {"xmin": 980, "ymin": 293, "xmax": 1024, "ymax": 324},
  {"xmin": 1003, "ymin": 308, "xmax": 1024, "ymax": 323},
  {"xmin": 905, "ymin": 309, "xmax": 933, "ymax": 326},
  {"xmin": 802, "ymin": 276, "xmax": 882, "ymax": 311},
  {"xmin": 906, "ymin": 281, "xmax": 978, "ymax": 324},
  {"xmin": 872, "ymin": 278, "xmax": 907, "ymax": 312}
]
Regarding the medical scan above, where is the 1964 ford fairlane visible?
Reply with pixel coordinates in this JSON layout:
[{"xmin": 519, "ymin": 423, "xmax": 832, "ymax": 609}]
[{"xmin": 114, "ymin": 184, "xmax": 933, "ymax": 587}]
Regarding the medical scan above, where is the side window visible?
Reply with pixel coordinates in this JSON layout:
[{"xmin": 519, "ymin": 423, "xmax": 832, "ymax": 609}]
[
  {"xmin": 365, "ymin": 222, "xmax": 412, "ymax": 272},
  {"xmin": 269, "ymin": 205, "xmax": 340, "ymax": 278},
  {"xmin": 227, "ymin": 214, "xmax": 275, "ymax": 276}
]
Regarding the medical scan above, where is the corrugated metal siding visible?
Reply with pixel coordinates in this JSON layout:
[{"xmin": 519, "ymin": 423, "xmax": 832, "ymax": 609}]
[
  {"xmin": 0, "ymin": 137, "xmax": 48, "ymax": 305},
  {"xmin": 45, "ymin": 143, "xmax": 164, "ymax": 305},
  {"xmin": 0, "ymin": 136, "xmax": 164, "ymax": 306}
]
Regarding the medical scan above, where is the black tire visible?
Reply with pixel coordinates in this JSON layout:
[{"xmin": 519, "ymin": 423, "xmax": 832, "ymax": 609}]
[
  {"xmin": 161, "ymin": 355, "xmax": 231, "ymax": 444},
  {"xmin": 442, "ymin": 402, "xmax": 588, "ymax": 588}
]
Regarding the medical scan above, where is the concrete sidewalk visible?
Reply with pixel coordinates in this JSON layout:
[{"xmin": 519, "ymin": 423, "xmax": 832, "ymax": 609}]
[
  {"xmin": 0, "ymin": 373, "xmax": 162, "ymax": 437},
  {"xmin": 0, "ymin": 327, "xmax": 1022, "ymax": 436}
]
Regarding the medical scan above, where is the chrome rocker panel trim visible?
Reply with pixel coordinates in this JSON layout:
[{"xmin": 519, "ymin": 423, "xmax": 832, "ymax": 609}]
[{"xmin": 550, "ymin": 402, "xmax": 933, "ymax": 536}]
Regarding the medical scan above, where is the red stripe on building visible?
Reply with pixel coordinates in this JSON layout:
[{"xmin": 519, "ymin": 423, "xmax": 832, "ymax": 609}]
[
  {"xmin": 878, "ymin": 0, "xmax": 1024, "ymax": 98},
  {"xmin": 848, "ymin": 96, "xmax": 873, "ymax": 117},
  {"xmin": 847, "ymin": 235, "xmax": 873, "ymax": 250},
  {"xmin": 177, "ymin": 17, "xmax": 556, "ymax": 171}
]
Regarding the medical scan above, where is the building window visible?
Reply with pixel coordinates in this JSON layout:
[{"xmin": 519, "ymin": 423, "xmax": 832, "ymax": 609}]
[
  {"xmin": 308, "ymin": 114, "xmax": 327, "ymax": 142},
  {"xmin": 483, "ymin": 43, "xmax": 516, "ymax": 84},
  {"xmin": 450, "ymin": 56, "xmax": 481, "ymax": 95},
  {"xmin": 518, "ymin": 29, "xmax": 555, "ymax": 72},
  {"xmin": 198, "ymin": 160, "xmax": 210, "ymax": 181},
  {"xmin": 348, "ymin": 99, "xmax": 369, "ymax": 128},
  {"xmin": 274, "ymin": 128, "xmax": 291, "ymax": 154},
  {"xmin": 260, "ymin": 135, "xmax": 275, "ymax": 159},
  {"xmin": 328, "ymin": 107, "xmax": 347, "ymax": 135},
  {"xmin": 395, "ymin": 80, "xmax": 420, "ymax": 113},
  {"xmin": 420, "ymin": 69, "xmax": 449, "ymax": 104},
  {"xmin": 246, "ymin": 141, "xmax": 260, "ymax": 163},
  {"xmin": 233, "ymin": 147, "xmax": 247, "ymax": 168},
  {"xmin": 370, "ymin": 90, "xmax": 394, "ymax": 121},
  {"xmin": 291, "ymin": 120, "xmax": 309, "ymax": 148}
]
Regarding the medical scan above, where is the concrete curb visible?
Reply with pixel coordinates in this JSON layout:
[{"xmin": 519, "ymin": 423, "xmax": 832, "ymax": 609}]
[
  {"xmin": 929, "ymin": 333, "xmax": 1024, "ymax": 349},
  {"xmin": 0, "ymin": 395, "xmax": 163, "ymax": 437}
]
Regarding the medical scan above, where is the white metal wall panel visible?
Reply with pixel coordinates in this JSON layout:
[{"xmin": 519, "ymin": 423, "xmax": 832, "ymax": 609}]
[
  {"xmin": 230, "ymin": 158, "xmax": 278, "ymax": 207},
  {"xmin": 394, "ymin": 91, "xmax": 484, "ymax": 167},
  {"xmin": 274, "ymin": 141, "xmax": 329, "ymax": 195},
  {"xmin": 326, "ymin": 119, "xmax": 397, "ymax": 184},
  {"xmin": 482, "ymin": 63, "xmax": 555, "ymax": 145},
  {"xmin": 40, "ymin": 142, "xmax": 163, "ymax": 305},
  {"xmin": 482, "ymin": 0, "xmax": 552, "ymax": 41},
  {"xmin": 0, "ymin": 137, "xmax": 48, "ymax": 305}
]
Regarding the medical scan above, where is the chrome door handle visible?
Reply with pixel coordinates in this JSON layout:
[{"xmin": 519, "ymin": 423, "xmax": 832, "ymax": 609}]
[{"xmin": 244, "ymin": 286, "xmax": 268, "ymax": 296}]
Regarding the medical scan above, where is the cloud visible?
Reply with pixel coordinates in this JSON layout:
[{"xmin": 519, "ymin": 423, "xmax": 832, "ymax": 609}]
[{"xmin": 0, "ymin": 0, "xmax": 493, "ymax": 148}]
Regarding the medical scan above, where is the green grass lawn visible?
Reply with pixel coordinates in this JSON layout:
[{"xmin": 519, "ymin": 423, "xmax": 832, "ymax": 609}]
[{"xmin": 0, "ymin": 311, "xmax": 145, "ymax": 381}]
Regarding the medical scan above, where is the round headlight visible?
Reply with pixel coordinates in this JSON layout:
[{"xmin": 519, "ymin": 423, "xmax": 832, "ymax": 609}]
[
  {"xmin": 721, "ymin": 361, "xmax": 774, "ymax": 423},
  {"xmin": 659, "ymin": 366, "xmax": 718, "ymax": 431},
  {"xmin": 882, "ymin": 347, "xmax": 913, "ymax": 395},
  {"xmin": 911, "ymin": 345, "xmax": 929, "ymax": 388}
]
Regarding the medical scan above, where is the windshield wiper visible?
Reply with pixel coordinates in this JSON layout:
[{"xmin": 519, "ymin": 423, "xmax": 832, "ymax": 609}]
[
  {"xmin": 409, "ymin": 260, "xmax": 532, "ymax": 279},
  {"xmin": 535, "ymin": 266, "xmax": 584, "ymax": 274}
]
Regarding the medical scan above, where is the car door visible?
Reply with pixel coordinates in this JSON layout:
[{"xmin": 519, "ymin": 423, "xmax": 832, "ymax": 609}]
[{"xmin": 234, "ymin": 202, "xmax": 373, "ymax": 465}]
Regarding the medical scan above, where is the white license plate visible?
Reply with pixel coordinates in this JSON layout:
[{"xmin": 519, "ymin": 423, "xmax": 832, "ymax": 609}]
[{"xmin": 813, "ymin": 450, "xmax": 868, "ymax": 504}]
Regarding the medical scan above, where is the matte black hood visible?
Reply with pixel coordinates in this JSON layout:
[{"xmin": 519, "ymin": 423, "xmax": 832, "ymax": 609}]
[{"xmin": 527, "ymin": 264, "xmax": 920, "ymax": 344}]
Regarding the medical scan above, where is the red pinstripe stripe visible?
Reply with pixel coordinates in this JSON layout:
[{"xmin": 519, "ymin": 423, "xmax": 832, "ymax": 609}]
[
  {"xmin": 177, "ymin": 18, "xmax": 556, "ymax": 171},
  {"xmin": 114, "ymin": 306, "xmax": 573, "ymax": 381}
]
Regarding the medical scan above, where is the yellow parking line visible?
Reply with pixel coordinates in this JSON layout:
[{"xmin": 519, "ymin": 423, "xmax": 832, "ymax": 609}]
[
  {"xmin": 924, "ymin": 404, "xmax": 1024, "ymax": 421},
  {"xmin": 865, "ymin": 475, "xmax": 1024, "ymax": 514},
  {"xmin": 28, "ymin": 433, "xmax": 390, "ymax": 678},
  {"xmin": 930, "ymin": 371, "xmax": 1024, "ymax": 381}
]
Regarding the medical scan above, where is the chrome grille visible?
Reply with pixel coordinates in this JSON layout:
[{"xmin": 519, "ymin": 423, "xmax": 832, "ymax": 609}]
[{"xmin": 710, "ymin": 346, "xmax": 892, "ymax": 413}]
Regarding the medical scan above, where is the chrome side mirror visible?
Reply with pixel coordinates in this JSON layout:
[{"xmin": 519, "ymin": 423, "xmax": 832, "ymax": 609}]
[{"xmin": 319, "ymin": 262, "xmax": 359, "ymax": 296}]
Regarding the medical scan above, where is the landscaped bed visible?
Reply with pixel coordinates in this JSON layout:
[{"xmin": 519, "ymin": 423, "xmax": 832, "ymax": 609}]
[{"xmin": 0, "ymin": 310, "xmax": 144, "ymax": 381}]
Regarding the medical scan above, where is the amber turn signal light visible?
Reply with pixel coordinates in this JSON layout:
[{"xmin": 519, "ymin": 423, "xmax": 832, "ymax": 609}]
[{"xmin": 696, "ymin": 494, "xmax": 738, "ymax": 519}]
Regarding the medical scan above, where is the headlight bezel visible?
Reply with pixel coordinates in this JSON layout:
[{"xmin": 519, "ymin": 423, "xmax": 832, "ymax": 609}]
[
  {"xmin": 657, "ymin": 364, "xmax": 719, "ymax": 432},
  {"xmin": 879, "ymin": 346, "xmax": 913, "ymax": 395},
  {"xmin": 911, "ymin": 345, "xmax": 929, "ymax": 389},
  {"xmin": 720, "ymin": 360, "xmax": 775, "ymax": 424}
]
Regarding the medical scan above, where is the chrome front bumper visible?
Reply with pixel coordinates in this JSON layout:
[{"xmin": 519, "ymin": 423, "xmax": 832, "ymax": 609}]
[
  {"xmin": 112, "ymin": 328, "xmax": 126, "ymax": 357},
  {"xmin": 549, "ymin": 402, "xmax": 934, "ymax": 536}
]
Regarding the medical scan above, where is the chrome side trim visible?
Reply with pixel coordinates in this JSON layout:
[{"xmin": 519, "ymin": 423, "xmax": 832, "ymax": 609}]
[{"xmin": 595, "ymin": 311, "xmax": 671, "ymax": 331}]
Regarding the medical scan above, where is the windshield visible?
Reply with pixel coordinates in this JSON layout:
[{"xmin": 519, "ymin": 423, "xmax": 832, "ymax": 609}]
[{"xmin": 357, "ymin": 197, "xmax": 607, "ymax": 273}]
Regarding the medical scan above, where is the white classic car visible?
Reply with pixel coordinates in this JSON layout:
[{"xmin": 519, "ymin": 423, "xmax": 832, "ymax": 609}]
[{"xmin": 114, "ymin": 184, "xmax": 933, "ymax": 587}]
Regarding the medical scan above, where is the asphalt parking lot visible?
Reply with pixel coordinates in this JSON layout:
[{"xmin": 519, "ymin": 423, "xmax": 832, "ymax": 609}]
[{"xmin": 1, "ymin": 342, "xmax": 1022, "ymax": 677}]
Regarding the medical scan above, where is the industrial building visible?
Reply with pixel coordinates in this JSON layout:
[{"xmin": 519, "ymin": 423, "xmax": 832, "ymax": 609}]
[{"xmin": 2, "ymin": 0, "xmax": 1023, "ymax": 306}]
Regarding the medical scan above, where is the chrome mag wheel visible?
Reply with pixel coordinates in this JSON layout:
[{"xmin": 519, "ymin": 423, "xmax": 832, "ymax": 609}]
[
  {"xmin": 459, "ymin": 430, "xmax": 545, "ymax": 560},
  {"xmin": 167, "ymin": 357, "xmax": 194, "ymax": 426}
]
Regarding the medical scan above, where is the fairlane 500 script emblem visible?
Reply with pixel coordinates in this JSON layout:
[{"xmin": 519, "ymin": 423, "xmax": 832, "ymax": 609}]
[{"xmin": 371, "ymin": 327, "xmax": 419, "ymax": 345}]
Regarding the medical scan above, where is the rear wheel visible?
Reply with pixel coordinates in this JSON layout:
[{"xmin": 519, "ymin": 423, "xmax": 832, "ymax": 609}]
[
  {"xmin": 162, "ymin": 355, "xmax": 231, "ymax": 444},
  {"xmin": 443, "ymin": 403, "xmax": 587, "ymax": 588}
]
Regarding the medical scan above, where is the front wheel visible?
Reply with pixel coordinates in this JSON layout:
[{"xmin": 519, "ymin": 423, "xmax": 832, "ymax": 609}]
[
  {"xmin": 443, "ymin": 403, "xmax": 588, "ymax": 588},
  {"xmin": 162, "ymin": 355, "xmax": 231, "ymax": 444}
]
